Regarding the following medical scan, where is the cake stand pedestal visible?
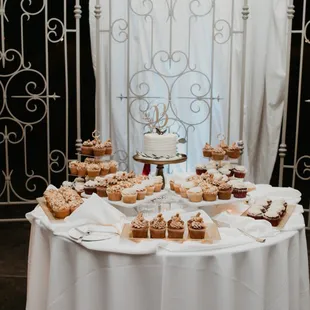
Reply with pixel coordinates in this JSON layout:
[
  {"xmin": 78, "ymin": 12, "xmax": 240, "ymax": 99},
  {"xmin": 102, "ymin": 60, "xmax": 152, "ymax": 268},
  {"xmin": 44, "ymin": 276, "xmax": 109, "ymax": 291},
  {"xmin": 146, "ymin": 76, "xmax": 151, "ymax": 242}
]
[{"xmin": 133, "ymin": 154, "xmax": 187, "ymax": 189}]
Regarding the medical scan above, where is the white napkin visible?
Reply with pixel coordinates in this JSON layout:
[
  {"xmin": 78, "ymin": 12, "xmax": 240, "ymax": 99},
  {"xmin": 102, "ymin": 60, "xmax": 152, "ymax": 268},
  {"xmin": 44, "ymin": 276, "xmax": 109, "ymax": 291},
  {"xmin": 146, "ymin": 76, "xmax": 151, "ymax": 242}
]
[
  {"xmin": 213, "ymin": 212, "xmax": 279, "ymax": 238},
  {"xmin": 64, "ymin": 193, "xmax": 125, "ymax": 227}
]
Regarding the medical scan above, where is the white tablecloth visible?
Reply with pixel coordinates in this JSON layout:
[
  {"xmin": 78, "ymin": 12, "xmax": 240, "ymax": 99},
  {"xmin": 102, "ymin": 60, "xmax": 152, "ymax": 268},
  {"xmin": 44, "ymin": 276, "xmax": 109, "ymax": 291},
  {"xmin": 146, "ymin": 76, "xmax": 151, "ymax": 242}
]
[{"xmin": 26, "ymin": 218, "xmax": 310, "ymax": 310}]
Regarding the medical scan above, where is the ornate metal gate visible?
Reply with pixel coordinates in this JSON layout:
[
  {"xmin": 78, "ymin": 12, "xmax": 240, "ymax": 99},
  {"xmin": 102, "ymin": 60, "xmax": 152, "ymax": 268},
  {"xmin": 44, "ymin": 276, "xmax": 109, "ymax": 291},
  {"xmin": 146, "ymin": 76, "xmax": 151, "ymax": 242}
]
[{"xmin": 0, "ymin": 0, "xmax": 84, "ymax": 207}]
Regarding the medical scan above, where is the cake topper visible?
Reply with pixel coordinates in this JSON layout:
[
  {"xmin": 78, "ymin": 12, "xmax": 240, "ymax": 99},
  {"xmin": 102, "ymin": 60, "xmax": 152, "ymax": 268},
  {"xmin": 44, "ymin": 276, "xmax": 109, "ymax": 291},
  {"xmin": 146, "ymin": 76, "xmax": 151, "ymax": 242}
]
[
  {"xmin": 143, "ymin": 103, "xmax": 169, "ymax": 133},
  {"xmin": 92, "ymin": 129, "xmax": 101, "ymax": 143}
]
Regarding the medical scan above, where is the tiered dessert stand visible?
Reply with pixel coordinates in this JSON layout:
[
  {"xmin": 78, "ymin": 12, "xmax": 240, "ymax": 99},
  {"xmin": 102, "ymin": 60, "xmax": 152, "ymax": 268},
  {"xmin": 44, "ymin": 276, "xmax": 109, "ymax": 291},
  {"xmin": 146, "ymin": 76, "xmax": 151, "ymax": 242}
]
[{"xmin": 133, "ymin": 153, "xmax": 187, "ymax": 189}]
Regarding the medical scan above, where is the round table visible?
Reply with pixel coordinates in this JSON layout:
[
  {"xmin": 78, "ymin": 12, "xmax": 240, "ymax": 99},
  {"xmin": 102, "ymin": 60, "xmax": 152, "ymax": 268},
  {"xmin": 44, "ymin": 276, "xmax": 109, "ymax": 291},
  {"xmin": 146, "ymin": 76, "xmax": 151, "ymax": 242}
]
[{"xmin": 26, "ymin": 218, "xmax": 310, "ymax": 310}]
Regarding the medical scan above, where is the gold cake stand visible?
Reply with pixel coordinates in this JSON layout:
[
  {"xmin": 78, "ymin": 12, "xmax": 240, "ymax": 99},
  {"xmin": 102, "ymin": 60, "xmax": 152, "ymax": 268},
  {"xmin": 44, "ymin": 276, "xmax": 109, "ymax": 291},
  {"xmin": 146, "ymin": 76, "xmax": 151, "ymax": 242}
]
[{"xmin": 133, "ymin": 154, "xmax": 187, "ymax": 189}]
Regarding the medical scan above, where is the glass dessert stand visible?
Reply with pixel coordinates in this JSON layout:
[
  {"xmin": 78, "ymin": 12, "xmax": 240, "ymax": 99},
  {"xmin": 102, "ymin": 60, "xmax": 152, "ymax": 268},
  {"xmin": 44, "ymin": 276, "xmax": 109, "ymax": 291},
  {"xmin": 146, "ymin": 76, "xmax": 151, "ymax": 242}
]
[{"xmin": 133, "ymin": 153, "xmax": 187, "ymax": 189}]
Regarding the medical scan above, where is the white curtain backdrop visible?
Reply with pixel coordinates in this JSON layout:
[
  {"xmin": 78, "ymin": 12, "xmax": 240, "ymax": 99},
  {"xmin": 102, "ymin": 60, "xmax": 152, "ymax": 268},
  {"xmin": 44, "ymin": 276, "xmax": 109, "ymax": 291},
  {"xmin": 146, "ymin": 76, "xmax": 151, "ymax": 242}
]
[{"xmin": 89, "ymin": 0, "xmax": 287, "ymax": 183}]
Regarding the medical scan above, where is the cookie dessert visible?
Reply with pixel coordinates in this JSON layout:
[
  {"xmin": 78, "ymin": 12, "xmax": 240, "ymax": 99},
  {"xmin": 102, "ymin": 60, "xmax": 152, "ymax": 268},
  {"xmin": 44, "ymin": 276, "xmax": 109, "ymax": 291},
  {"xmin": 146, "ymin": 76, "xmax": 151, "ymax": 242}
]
[
  {"xmin": 150, "ymin": 213, "xmax": 166, "ymax": 238},
  {"xmin": 167, "ymin": 213, "xmax": 184, "ymax": 239},
  {"xmin": 131, "ymin": 213, "xmax": 149, "ymax": 238}
]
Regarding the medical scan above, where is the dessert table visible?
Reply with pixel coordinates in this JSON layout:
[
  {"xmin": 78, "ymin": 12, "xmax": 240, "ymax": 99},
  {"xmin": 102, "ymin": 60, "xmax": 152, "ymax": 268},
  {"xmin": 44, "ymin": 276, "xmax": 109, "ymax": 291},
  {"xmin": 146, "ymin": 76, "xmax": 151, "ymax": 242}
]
[{"xmin": 26, "ymin": 200, "xmax": 310, "ymax": 310}]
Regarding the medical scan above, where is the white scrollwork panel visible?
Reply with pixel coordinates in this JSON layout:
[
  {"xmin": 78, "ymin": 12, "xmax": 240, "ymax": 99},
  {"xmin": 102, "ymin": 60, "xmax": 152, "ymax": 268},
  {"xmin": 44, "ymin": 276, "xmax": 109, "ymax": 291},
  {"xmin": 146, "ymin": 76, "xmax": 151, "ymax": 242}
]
[{"xmin": 296, "ymin": 156, "xmax": 310, "ymax": 181}]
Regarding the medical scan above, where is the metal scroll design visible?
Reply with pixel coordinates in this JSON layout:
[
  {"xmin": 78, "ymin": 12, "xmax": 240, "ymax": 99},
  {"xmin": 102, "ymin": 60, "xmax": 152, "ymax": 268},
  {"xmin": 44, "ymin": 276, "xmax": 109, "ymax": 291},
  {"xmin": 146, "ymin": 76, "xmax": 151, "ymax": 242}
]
[
  {"xmin": 0, "ymin": 1, "xmax": 72, "ymax": 204},
  {"xmin": 125, "ymin": 0, "xmax": 232, "ymax": 145},
  {"xmin": 296, "ymin": 156, "xmax": 310, "ymax": 181}
]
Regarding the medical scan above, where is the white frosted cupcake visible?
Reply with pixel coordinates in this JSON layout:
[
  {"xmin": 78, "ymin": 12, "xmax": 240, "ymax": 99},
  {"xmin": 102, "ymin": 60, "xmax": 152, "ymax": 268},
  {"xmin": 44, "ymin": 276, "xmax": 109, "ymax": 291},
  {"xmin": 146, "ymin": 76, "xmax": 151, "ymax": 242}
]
[
  {"xmin": 143, "ymin": 180, "xmax": 155, "ymax": 196},
  {"xmin": 153, "ymin": 176, "xmax": 163, "ymax": 192},
  {"xmin": 173, "ymin": 181, "xmax": 183, "ymax": 194},
  {"xmin": 207, "ymin": 168, "xmax": 218, "ymax": 175},
  {"xmin": 187, "ymin": 187, "xmax": 203, "ymax": 203},
  {"xmin": 133, "ymin": 185, "xmax": 147, "ymax": 200},
  {"xmin": 234, "ymin": 165, "xmax": 247, "ymax": 178},
  {"xmin": 122, "ymin": 188, "xmax": 137, "ymax": 204},
  {"xmin": 180, "ymin": 181, "xmax": 195, "ymax": 198}
]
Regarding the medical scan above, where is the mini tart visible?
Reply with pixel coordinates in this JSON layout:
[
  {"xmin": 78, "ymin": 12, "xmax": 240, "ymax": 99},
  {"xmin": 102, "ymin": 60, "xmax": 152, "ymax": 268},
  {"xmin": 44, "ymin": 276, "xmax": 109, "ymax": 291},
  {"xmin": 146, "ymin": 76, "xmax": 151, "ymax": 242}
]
[
  {"xmin": 93, "ymin": 143, "xmax": 106, "ymax": 156},
  {"xmin": 232, "ymin": 183, "xmax": 248, "ymax": 198},
  {"xmin": 187, "ymin": 187, "xmax": 203, "ymax": 203},
  {"xmin": 121, "ymin": 188, "xmax": 137, "ymax": 204},
  {"xmin": 234, "ymin": 165, "xmax": 247, "ymax": 178},
  {"xmin": 203, "ymin": 186, "xmax": 218, "ymax": 201},
  {"xmin": 212, "ymin": 147, "xmax": 225, "ymax": 161},
  {"xmin": 188, "ymin": 213, "xmax": 206, "ymax": 239},
  {"xmin": 133, "ymin": 185, "xmax": 147, "ymax": 200},
  {"xmin": 180, "ymin": 181, "xmax": 195, "ymax": 198},
  {"xmin": 202, "ymin": 143, "xmax": 213, "ymax": 157},
  {"xmin": 196, "ymin": 164, "xmax": 207, "ymax": 175},
  {"xmin": 167, "ymin": 214, "xmax": 184, "ymax": 239},
  {"xmin": 247, "ymin": 206, "xmax": 264, "ymax": 220},
  {"xmin": 263, "ymin": 210, "xmax": 281, "ymax": 227},
  {"xmin": 131, "ymin": 213, "xmax": 149, "ymax": 238},
  {"xmin": 81, "ymin": 140, "xmax": 94, "ymax": 155},
  {"xmin": 226, "ymin": 142, "xmax": 240, "ymax": 159},
  {"xmin": 169, "ymin": 180, "xmax": 175, "ymax": 191},
  {"xmin": 218, "ymin": 183, "xmax": 232, "ymax": 200},
  {"xmin": 106, "ymin": 185, "xmax": 122, "ymax": 201},
  {"xmin": 150, "ymin": 214, "xmax": 166, "ymax": 239}
]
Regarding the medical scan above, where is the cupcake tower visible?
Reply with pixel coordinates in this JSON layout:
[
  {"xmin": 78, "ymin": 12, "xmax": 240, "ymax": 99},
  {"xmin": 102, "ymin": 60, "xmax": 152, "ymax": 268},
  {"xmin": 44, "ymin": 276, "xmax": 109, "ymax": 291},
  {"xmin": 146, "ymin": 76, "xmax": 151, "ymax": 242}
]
[
  {"xmin": 130, "ymin": 212, "xmax": 207, "ymax": 240},
  {"xmin": 246, "ymin": 198, "xmax": 288, "ymax": 227},
  {"xmin": 69, "ymin": 130, "xmax": 118, "ymax": 179},
  {"xmin": 170, "ymin": 164, "xmax": 255, "ymax": 203}
]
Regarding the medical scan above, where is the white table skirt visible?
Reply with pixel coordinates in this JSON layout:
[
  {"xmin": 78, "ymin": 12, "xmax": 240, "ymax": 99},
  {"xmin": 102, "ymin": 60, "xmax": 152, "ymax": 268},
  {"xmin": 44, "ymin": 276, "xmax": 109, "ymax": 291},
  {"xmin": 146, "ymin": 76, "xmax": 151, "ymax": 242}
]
[{"xmin": 26, "ymin": 219, "xmax": 310, "ymax": 310}]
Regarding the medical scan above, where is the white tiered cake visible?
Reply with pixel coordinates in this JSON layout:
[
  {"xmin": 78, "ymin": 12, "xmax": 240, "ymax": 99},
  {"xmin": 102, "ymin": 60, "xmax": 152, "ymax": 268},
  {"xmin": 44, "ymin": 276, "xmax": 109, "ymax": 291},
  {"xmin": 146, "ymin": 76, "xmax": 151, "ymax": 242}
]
[{"xmin": 144, "ymin": 133, "xmax": 177, "ymax": 157}]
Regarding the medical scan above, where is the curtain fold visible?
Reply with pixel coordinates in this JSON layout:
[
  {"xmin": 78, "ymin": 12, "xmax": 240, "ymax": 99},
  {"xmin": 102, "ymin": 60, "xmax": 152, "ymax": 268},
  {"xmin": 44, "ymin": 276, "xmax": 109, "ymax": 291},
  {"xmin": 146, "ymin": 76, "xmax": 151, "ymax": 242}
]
[{"xmin": 89, "ymin": 0, "xmax": 287, "ymax": 183}]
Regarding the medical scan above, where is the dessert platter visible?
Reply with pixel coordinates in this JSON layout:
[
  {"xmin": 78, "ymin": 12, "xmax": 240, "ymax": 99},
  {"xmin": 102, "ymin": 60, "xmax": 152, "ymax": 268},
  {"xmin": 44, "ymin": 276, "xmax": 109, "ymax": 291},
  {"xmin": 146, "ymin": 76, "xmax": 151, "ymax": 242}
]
[
  {"xmin": 243, "ymin": 198, "xmax": 295, "ymax": 228},
  {"xmin": 121, "ymin": 211, "xmax": 221, "ymax": 243}
]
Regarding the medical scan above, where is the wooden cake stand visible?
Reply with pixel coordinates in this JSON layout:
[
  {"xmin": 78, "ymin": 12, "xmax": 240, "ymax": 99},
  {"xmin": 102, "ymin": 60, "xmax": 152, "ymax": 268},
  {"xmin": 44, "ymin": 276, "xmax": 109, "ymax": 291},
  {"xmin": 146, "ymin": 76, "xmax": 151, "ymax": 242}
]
[{"xmin": 133, "ymin": 154, "xmax": 187, "ymax": 189}]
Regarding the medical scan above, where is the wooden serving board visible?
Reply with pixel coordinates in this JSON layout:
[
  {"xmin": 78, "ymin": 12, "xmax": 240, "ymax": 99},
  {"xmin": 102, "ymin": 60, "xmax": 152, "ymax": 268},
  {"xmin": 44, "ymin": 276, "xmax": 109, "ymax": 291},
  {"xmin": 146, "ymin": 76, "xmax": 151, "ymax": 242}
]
[
  {"xmin": 120, "ymin": 223, "xmax": 221, "ymax": 243},
  {"xmin": 242, "ymin": 204, "xmax": 296, "ymax": 229},
  {"xmin": 36, "ymin": 197, "xmax": 65, "ymax": 222}
]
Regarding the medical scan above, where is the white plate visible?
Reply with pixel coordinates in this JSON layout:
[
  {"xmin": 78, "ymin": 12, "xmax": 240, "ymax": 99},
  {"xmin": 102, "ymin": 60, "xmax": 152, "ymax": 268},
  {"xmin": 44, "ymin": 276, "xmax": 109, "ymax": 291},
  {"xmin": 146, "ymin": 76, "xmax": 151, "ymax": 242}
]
[
  {"xmin": 68, "ymin": 224, "xmax": 118, "ymax": 242},
  {"xmin": 82, "ymin": 190, "xmax": 168, "ymax": 208}
]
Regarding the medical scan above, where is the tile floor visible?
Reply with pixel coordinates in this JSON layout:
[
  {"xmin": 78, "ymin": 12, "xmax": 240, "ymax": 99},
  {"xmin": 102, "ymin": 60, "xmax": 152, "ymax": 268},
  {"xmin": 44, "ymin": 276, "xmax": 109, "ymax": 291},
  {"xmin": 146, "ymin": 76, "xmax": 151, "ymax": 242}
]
[{"xmin": 0, "ymin": 222, "xmax": 309, "ymax": 310}]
